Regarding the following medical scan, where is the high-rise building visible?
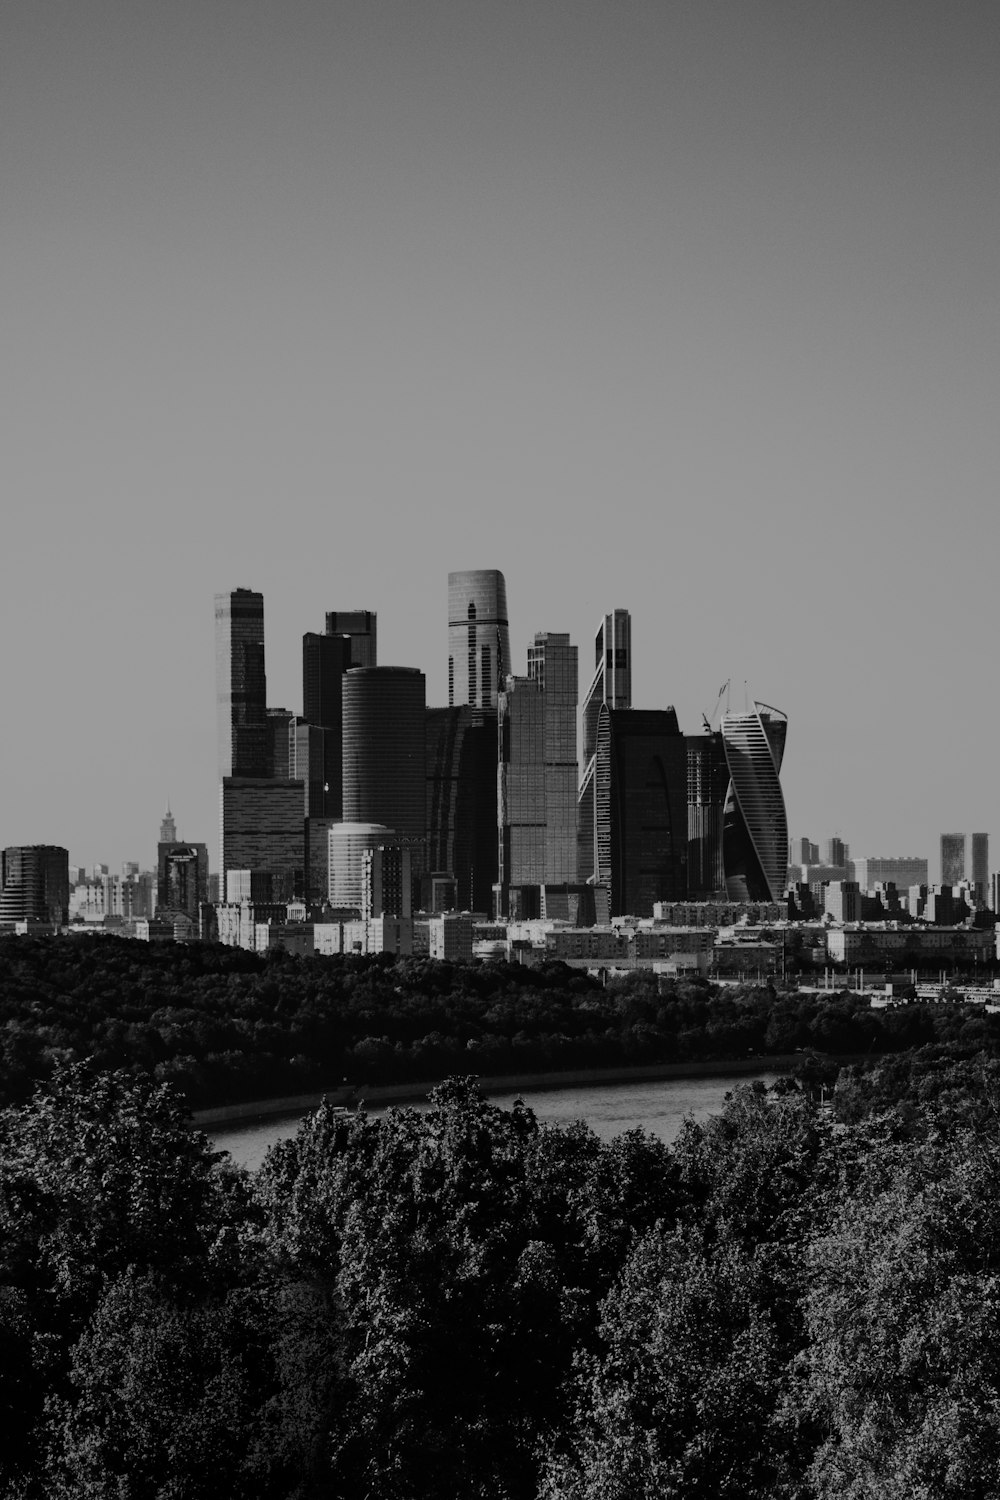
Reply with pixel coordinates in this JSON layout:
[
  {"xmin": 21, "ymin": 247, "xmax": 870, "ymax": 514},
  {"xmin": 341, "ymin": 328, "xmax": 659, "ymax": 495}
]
[
  {"xmin": 216, "ymin": 589, "xmax": 304, "ymax": 893},
  {"xmin": 218, "ymin": 778, "xmax": 305, "ymax": 900},
  {"xmin": 940, "ymin": 833, "xmax": 966, "ymax": 886},
  {"xmin": 593, "ymin": 706, "xmax": 688, "ymax": 917},
  {"xmin": 825, "ymin": 836, "xmax": 849, "ymax": 868},
  {"xmin": 215, "ymin": 589, "xmax": 268, "ymax": 778},
  {"xmin": 447, "ymin": 570, "xmax": 511, "ymax": 711},
  {"xmin": 971, "ymin": 833, "xmax": 989, "ymax": 900},
  {"xmin": 496, "ymin": 631, "xmax": 578, "ymax": 915},
  {"xmin": 686, "ymin": 732, "xmax": 729, "ymax": 898},
  {"xmin": 157, "ymin": 844, "xmax": 209, "ymax": 918},
  {"xmin": 0, "ymin": 846, "xmax": 70, "ymax": 925},
  {"xmin": 324, "ymin": 609, "xmax": 377, "ymax": 669},
  {"xmin": 425, "ymin": 706, "xmax": 498, "ymax": 912},
  {"xmin": 578, "ymin": 610, "xmax": 631, "ymax": 883},
  {"xmin": 720, "ymin": 702, "xmax": 789, "ymax": 902},
  {"xmin": 159, "ymin": 805, "xmax": 177, "ymax": 844},
  {"xmin": 343, "ymin": 667, "xmax": 427, "ymax": 863}
]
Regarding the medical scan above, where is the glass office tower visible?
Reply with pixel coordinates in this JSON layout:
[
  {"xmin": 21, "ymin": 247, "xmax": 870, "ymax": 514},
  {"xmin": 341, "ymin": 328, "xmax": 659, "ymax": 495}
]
[
  {"xmin": 720, "ymin": 702, "xmax": 789, "ymax": 902},
  {"xmin": 447, "ymin": 570, "xmax": 511, "ymax": 711}
]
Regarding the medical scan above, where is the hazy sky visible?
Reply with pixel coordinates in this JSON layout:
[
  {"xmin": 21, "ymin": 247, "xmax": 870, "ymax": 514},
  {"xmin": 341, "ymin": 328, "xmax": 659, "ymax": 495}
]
[{"xmin": 2, "ymin": 0, "xmax": 997, "ymax": 876}]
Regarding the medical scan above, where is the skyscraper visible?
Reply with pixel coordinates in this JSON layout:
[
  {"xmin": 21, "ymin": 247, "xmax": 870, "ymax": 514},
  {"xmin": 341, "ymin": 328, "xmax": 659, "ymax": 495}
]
[
  {"xmin": 940, "ymin": 832, "xmax": 990, "ymax": 897},
  {"xmin": 216, "ymin": 589, "xmax": 304, "ymax": 894},
  {"xmin": 343, "ymin": 667, "xmax": 427, "ymax": 858},
  {"xmin": 447, "ymin": 570, "xmax": 511, "ymax": 711},
  {"xmin": 215, "ymin": 589, "xmax": 268, "ymax": 779},
  {"xmin": 940, "ymin": 833, "xmax": 966, "ymax": 885},
  {"xmin": 496, "ymin": 631, "xmax": 579, "ymax": 916},
  {"xmin": 593, "ymin": 706, "xmax": 688, "ymax": 917},
  {"xmin": 720, "ymin": 702, "xmax": 789, "ymax": 902},
  {"xmin": 972, "ymin": 833, "xmax": 989, "ymax": 900},
  {"xmin": 425, "ymin": 706, "xmax": 498, "ymax": 912},
  {"xmin": 686, "ymin": 731, "xmax": 729, "ymax": 897},
  {"xmin": 578, "ymin": 610, "xmax": 631, "ymax": 883},
  {"xmin": 324, "ymin": 609, "xmax": 377, "ymax": 669}
]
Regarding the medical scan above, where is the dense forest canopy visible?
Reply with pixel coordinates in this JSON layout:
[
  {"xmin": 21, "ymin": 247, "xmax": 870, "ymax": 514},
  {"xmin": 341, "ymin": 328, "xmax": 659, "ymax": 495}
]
[
  {"xmin": 3, "ymin": 1058, "xmax": 1000, "ymax": 1497},
  {"xmin": 2, "ymin": 934, "xmax": 998, "ymax": 1111}
]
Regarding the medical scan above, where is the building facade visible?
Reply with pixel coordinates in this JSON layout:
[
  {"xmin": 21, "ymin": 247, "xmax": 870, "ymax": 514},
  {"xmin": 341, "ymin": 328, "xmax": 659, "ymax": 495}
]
[
  {"xmin": 849, "ymin": 856, "xmax": 929, "ymax": 892},
  {"xmin": 0, "ymin": 845, "xmax": 70, "ymax": 925},
  {"xmin": 594, "ymin": 705, "xmax": 688, "ymax": 917},
  {"xmin": 324, "ymin": 609, "xmax": 378, "ymax": 669},
  {"xmin": 425, "ymin": 705, "xmax": 498, "ymax": 913},
  {"xmin": 343, "ymin": 667, "xmax": 427, "ymax": 864},
  {"xmin": 219, "ymin": 778, "xmax": 305, "ymax": 900}
]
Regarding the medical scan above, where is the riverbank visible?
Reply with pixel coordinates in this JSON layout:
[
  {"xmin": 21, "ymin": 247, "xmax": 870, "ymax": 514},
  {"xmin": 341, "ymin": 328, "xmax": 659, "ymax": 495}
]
[{"xmin": 191, "ymin": 1054, "xmax": 807, "ymax": 1129}]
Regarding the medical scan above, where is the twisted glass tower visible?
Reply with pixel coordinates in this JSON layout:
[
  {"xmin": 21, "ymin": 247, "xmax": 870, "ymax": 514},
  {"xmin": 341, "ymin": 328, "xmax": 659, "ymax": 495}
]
[{"xmin": 720, "ymin": 702, "xmax": 788, "ymax": 901}]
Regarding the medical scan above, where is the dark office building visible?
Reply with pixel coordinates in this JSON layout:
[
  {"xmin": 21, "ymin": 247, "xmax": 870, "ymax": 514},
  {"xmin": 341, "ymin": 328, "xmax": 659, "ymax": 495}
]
[
  {"xmin": 594, "ymin": 707, "xmax": 688, "ymax": 917},
  {"xmin": 157, "ymin": 843, "xmax": 209, "ymax": 917},
  {"xmin": 426, "ymin": 705, "xmax": 498, "ymax": 912},
  {"xmin": 343, "ymin": 667, "xmax": 427, "ymax": 864},
  {"xmin": 686, "ymin": 732, "xmax": 728, "ymax": 897},
  {"xmin": 215, "ymin": 589, "xmax": 268, "ymax": 779},
  {"xmin": 216, "ymin": 589, "xmax": 305, "ymax": 892},
  {"xmin": 324, "ymin": 609, "xmax": 377, "ymax": 669},
  {"xmin": 299, "ymin": 632, "xmax": 353, "ymax": 822},
  {"xmin": 0, "ymin": 845, "xmax": 70, "ymax": 925},
  {"xmin": 578, "ymin": 609, "xmax": 631, "ymax": 883}
]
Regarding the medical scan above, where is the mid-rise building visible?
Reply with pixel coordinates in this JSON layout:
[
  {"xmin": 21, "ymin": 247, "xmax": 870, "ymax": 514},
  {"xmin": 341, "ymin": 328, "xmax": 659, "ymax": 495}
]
[
  {"xmin": 362, "ymin": 844, "xmax": 414, "ymax": 920},
  {"xmin": 824, "ymin": 880, "xmax": 861, "ymax": 923},
  {"xmin": 157, "ymin": 844, "xmax": 209, "ymax": 918},
  {"xmin": 849, "ymin": 856, "xmax": 929, "ymax": 892}
]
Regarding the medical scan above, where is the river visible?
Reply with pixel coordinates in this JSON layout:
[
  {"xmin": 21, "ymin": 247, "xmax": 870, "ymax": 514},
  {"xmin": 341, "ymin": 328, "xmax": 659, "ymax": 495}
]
[{"xmin": 209, "ymin": 1070, "xmax": 781, "ymax": 1172}]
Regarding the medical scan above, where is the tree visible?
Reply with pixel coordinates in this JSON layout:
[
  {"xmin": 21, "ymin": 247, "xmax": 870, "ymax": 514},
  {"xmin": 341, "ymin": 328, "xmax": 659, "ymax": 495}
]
[
  {"xmin": 539, "ymin": 1227, "xmax": 791, "ymax": 1500},
  {"xmin": 803, "ymin": 1127, "xmax": 1000, "ymax": 1497}
]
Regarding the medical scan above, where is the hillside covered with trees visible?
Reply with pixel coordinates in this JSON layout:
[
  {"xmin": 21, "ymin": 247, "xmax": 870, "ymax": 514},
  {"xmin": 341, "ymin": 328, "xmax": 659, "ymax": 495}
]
[{"xmin": 2, "ymin": 934, "xmax": 998, "ymax": 1111}]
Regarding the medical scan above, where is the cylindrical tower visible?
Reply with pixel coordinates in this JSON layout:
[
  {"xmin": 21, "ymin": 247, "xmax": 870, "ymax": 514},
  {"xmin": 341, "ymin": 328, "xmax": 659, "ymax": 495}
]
[
  {"xmin": 447, "ymin": 570, "xmax": 511, "ymax": 710},
  {"xmin": 343, "ymin": 667, "xmax": 427, "ymax": 860}
]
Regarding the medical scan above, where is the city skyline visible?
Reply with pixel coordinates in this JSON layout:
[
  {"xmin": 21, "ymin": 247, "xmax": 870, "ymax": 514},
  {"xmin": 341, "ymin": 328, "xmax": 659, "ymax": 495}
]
[{"xmin": 1, "ymin": 1, "xmax": 997, "ymax": 868}]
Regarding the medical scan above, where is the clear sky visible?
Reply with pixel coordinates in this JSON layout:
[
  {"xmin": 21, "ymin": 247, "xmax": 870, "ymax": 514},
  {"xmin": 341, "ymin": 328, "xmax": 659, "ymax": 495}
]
[{"xmin": 1, "ymin": 0, "xmax": 997, "ymax": 876}]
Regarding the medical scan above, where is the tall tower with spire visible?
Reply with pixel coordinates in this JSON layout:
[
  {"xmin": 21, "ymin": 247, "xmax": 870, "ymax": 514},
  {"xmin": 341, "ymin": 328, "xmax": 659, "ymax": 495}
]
[{"xmin": 159, "ymin": 803, "xmax": 177, "ymax": 845}]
